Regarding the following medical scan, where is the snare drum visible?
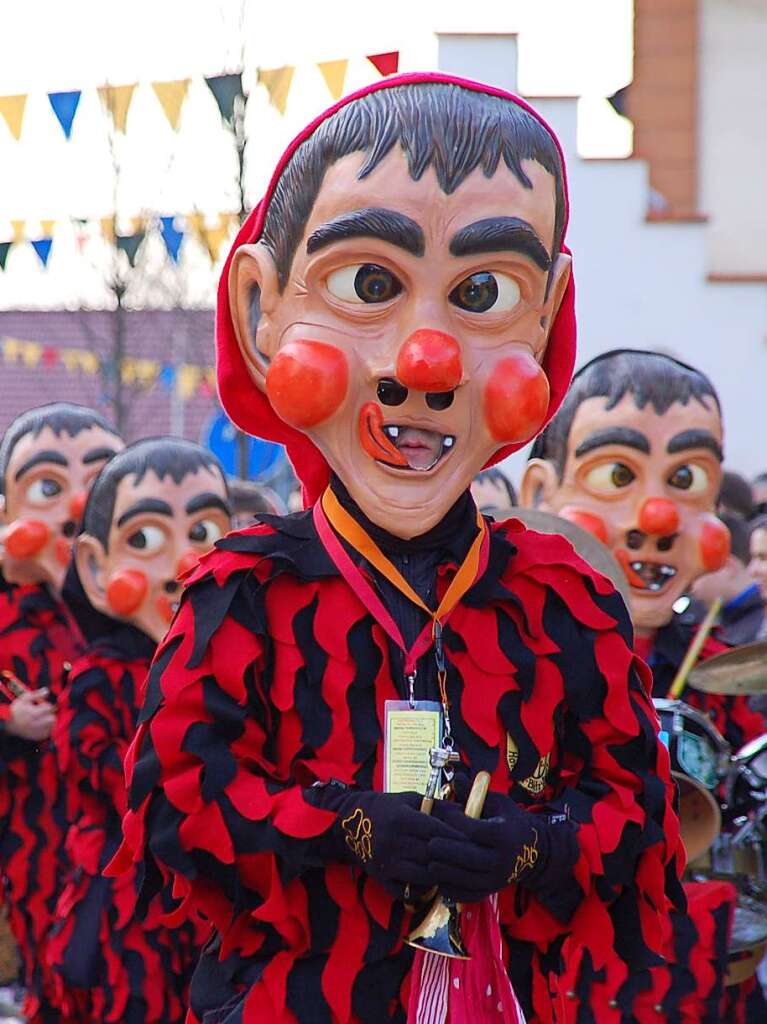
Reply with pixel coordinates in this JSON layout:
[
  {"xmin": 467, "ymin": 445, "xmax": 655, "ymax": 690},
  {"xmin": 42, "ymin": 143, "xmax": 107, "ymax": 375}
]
[
  {"xmin": 726, "ymin": 897, "xmax": 767, "ymax": 986},
  {"xmin": 654, "ymin": 699, "xmax": 730, "ymax": 861}
]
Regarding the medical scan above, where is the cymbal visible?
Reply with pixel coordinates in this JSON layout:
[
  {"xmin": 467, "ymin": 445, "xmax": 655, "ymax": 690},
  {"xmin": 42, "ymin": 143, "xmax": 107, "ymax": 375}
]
[
  {"xmin": 490, "ymin": 507, "xmax": 631, "ymax": 607},
  {"xmin": 688, "ymin": 641, "xmax": 767, "ymax": 696}
]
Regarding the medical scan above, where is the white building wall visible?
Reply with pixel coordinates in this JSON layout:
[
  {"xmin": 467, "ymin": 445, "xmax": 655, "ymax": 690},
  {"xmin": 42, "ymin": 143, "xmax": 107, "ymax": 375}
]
[{"xmin": 699, "ymin": 0, "xmax": 767, "ymax": 276}]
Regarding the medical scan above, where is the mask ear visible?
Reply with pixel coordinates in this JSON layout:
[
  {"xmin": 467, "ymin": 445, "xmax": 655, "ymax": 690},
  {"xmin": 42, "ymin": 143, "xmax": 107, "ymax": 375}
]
[
  {"xmin": 75, "ymin": 534, "xmax": 109, "ymax": 614},
  {"xmin": 228, "ymin": 242, "xmax": 282, "ymax": 391},
  {"xmin": 540, "ymin": 253, "xmax": 572, "ymax": 340},
  {"xmin": 519, "ymin": 458, "xmax": 559, "ymax": 510},
  {"xmin": 0, "ymin": 494, "xmax": 6, "ymax": 526}
]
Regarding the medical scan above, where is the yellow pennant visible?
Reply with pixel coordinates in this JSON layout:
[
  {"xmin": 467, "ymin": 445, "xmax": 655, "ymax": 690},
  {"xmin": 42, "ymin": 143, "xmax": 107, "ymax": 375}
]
[
  {"xmin": 78, "ymin": 351, "xmax": 100, "ymax": 376},
  {"xmin": 40, "ymin": 219, "xmax": 55, "ymax": 238},
  {"xmin": 61, "ymin": 349, "xmax": 80, "ymax": 372},
  {"xmin": 100, "ymin": 216, "xmax": 115, "ymax": 242},
  {"xmin": 10, "ymin": 220, "xmax": 25, "ymax": 243},
  {"xmin": 0, "ymin": 95, "xmax": 27, "ymax": 140},
  {"xmin": 2, "ymin": 338, "xmax": 21, "ymax": 361},
  {"xmin": 318, "ymin": 60, "xmax": 348, "ymax": 100},
  {"xmin": 177, "ymin": 364, "xmax": 201, "ymax": 399},
  {"xmin": 21, "ymin": 341, "xmax": 42, "ymax": 368},
  {"xmin": 134, "ymin": 358, "xmax": 159, "ymax": 387},
  {"xmin": 152, "ymin": 79, "xmax": 190, "ymax": 131},
  {"xmin": 187, "ymin": 211, "xmax": 205, "ymax": 238},
  {"xmin": 257, "ymin": 66, "xmax": 294, "ymax": 115},
  {"xmin": 98, "ymin": 84, "xmax": 136, "ymax": 132},
  {"xmin": 120, "ymin": 357, "xmax": 137, "ymax": 385},
  {"xmin": 200, "ymin": 219, "xmax": 230, "ymax": 263}
]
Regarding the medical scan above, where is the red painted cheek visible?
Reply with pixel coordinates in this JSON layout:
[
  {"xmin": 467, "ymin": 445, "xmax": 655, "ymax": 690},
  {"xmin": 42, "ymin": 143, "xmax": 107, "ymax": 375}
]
[
  {"xmin": 638, "ymin": 498, "xmax": 680, "ymax": 536},
  {"xmin": 106, "ymin": 569, "xmax": 148, "ymax": 617},
  {"xmin": 483, "ymin": 352, "xmax": 550, "ymax": 443},
  {"xmin": 396, "ymin": 329, "xmax": 463, "ymax": 392},
  {"xmin": 558, "ymin": 506, "xmax": 609, "ymax": 545},
  {"xmin": 265, "ymin": 339, "xmax": 348, "ymax": 429},
  {"xmin": 155, "ymin": 594, "xmax": 175, "ymax": 624},
  {"xmin": 700, "ymin": 516, "xmax": 731, "ymax": 572},
  {"xmin": 4, "ymin": 519, "xmax": 50, "ymax": 559}
]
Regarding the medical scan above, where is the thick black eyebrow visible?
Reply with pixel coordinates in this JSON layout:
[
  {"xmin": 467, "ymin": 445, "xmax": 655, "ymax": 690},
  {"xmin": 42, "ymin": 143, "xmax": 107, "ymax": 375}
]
[
  {"xmin": 14, "ymin": 450, "xmax": 68, "ymax": 482},
  {"xmin": 185, "ymin": 492, "xmax": 231, "ymax": 517},
  {"xmin": 306, "ymin": 207, "xmax": 425, "ymax": 257},
  {"xmin": 116, "ymin": 498, "xmax": 174, "ymax": 529},
  {"xmin": 82, "ymin": 446, "xmax": 119, "ymax": 465},
  {"xmin": 574, "ymin": 427, "xmax": 651, "ymax": 458},
  {"xmin": 449, "ymin": 216, "xmax": 551, "ymax": 271},
  {"xmin": 666, "ymin": 429, "xmax": 723, "ymax": 462}
]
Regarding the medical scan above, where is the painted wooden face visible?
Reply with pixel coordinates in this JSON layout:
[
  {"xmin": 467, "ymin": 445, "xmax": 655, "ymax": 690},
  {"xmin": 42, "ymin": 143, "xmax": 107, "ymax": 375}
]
[
  {"xmin": 233, "ymin": 147, "xmax": 570, "ymax": 538},
  {"xmin": 76, "ymin": 465, "xmax": 231, "ymax": 643},
  {"xmin": 2, "ymin": 425, "xmax": 122, "ymax": 592},
  {"xmin": 525, "ymin": 393, "xmax": 727, "ymax": 632}
]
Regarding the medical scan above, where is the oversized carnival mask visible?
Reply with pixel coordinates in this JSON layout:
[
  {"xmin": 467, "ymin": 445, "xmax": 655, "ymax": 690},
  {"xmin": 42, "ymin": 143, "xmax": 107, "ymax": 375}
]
[
  {"xmin": 520, "ymin": 351, "xmax": 729, "ymax": 632},
  {"xmin": 0, "ymin": 411, "xmax": 123, "ymax": 593},
  {"xmin": 219, "ymin": 76, "xmax": 577, "ymax": 538},
  {"xmin": 75, "ymin": 440, "xmax": 231, "ymax": 642}
]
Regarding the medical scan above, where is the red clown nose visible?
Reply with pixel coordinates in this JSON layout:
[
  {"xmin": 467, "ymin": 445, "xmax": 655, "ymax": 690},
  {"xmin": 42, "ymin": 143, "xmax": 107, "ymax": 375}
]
[
  {"xmin": 484, "ymin": 352, "xmax": 550, "ymax": 443},
  {"xmin": 69, "ymin": 492, "xmax": 87, "ymax": 521},
  {"xmin": 266, "ymin": 340, "xmax": 349, "ymax": 428},
  {"xmin": 4, "ymin": 519, "xmax": 50, "ymax": 559},
  {"xmin": 177, "ymin": 550, "xmax": 200, "ymax": 578},
  {"xmin": 638, "ymin": 498, "xmax": 680, "ymax": 537},
  {"xmin": 106, "ymin": 570, "xmax": 148, "ymax": 617},
  {"xmin": 395, "ymin": 329, "xmax": 463, "ymax": 393}
]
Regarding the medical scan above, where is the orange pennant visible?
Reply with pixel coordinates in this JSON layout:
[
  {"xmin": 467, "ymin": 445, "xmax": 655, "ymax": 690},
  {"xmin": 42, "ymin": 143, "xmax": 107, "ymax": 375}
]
[
  {"xmin": 318, "ymin": 60, "xmax": 347, "ymax": 100},
  {"xmin": 98, "ymin": 84, "xmax": 136, "ymax": 132},
  {"xmin": 151, "ymin": 79, "xmax": 190, "ymax": 130},
  {"xmin": 257, "ymin": 66, "xmax": 294, "ymax": 115}
]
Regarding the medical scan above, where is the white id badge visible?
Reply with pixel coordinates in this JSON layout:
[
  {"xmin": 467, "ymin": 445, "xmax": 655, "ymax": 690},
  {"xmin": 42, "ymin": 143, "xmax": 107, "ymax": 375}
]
[{"xmin": 383, "ymin": 699, "xmax": 443, "ymax": 794}]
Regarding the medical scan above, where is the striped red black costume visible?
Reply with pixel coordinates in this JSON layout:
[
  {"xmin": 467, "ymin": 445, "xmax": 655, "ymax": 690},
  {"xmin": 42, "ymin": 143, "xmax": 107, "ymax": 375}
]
[
  {"xmin": 0, "ymin": 571, "xmax": 80, "ymax": 1024},
  {"xmin": 46, "ymin": 620, "xmax": 203, "ymax": 1023}
]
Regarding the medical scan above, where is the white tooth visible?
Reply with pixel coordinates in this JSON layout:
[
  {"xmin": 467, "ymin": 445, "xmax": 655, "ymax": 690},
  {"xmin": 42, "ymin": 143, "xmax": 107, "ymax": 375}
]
[
  {"xmin": 443, "ymin": 436, "xmax": 455, "ymax": 448},
  {"xmin": 631, "ymin": 562, "xmax": 643, "ymax": 572},
  {"xmin": 385, "ymin": 426, "xmax": 399, "ymax": 439},
  {"xmin": 660, "ymin": 566, "xmax": 676, "ymax": 576}
]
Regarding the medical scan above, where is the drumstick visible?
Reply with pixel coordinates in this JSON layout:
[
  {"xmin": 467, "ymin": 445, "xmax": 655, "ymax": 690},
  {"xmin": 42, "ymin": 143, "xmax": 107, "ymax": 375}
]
[{"xmin": 668, "ymin": 597, "xmax": 722, "ymax": 699}]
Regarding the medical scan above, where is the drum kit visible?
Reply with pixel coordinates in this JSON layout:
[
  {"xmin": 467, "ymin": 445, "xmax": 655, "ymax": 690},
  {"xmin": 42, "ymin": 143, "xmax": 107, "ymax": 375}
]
[{"xmin": 664, "ymin": 641, "xmax": 767, "ymax": 985}]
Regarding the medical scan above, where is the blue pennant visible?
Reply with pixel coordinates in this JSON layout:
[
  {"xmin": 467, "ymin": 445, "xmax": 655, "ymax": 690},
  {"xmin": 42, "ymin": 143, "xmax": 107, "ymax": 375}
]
[
  {"xmin": 158, "ymin": 363, "xmax": 176, "ymax": 390},
  {"xmin": 205, "ymin": 73, "xmax": 244, "ymax": 127},
  {"xmin": 48, "ymin": 91, "xmax": 82, "ymax": 139},
  {"xmin": 31, "ymin": 238, "xmax": 53, "ymax": 267},
  {"xmin": 159, "ymin": 216, "xmax": 183, "ymax": 263}
]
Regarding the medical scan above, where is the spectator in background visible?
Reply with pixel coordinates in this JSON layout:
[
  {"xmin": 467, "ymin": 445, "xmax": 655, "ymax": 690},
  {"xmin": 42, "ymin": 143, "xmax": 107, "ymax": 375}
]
[
  {"xmin": 227, "ymin": 477, "xmax": 286, "ymax": 530},
  {"xmin": 717, "ymin": 469, "xmax": 754, "ymax": 521},
  {"xmin": 471, "ymin": 467, "xmax": 517, "ymax": 515},
  {"xmin": 749, "ymin": 514, "xmax": 767, "ymax": 600},
  {"xmin": 693, "ymin": 512, "xmax": 767, "ymax": 644},
  {"xmin": 752, "ymin": 473, "xmax": 767, "ymax": 517}
]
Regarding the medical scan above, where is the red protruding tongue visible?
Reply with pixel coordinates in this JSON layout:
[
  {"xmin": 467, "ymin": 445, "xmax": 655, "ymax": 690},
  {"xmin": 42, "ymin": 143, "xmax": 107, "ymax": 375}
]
[{"xmin": 359, "ymin": 403, "xmax": 408, "ymax": 468}]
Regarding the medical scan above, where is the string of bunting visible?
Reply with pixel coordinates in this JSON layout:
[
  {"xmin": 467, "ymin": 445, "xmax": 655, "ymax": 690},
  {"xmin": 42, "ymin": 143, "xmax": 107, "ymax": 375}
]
[
  {"xmin": 0, "ymin": 336, "xmax": 216, "ymax": 400},
  {"xmin": 0, "ymin": 211, "xmax": 241, "ymax": 271},
  {"xmin": 0, "ymin": 51, "xmax": 399, "ymax": 140}
]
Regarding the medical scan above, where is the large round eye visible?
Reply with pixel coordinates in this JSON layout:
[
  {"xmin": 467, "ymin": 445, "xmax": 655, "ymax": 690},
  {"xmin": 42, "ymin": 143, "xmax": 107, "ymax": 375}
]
[
  {"xmin": 27, "ymin": 478, "xmax": 62, "ymax": 502},
  {"xmin": 667, "ymin": 464, "xmax": 709, "ymax": 494},
  {"xmin": 189, "ymin": 519, "xmax": 223, "ymax": 545},
  {"xmin": 584, "ymin": 462, "xmax": 636, "ymax": 492},
  {"xmin": 326, "ymin": 264, "xmax": 403, "ymax": 304},
  {"xmin": 449, "ymin": 271, "xmax": 520, "ymax": 314},
  {"xmin": 126, "ymin": 525, "xmax": 165, "ymax": 553}
]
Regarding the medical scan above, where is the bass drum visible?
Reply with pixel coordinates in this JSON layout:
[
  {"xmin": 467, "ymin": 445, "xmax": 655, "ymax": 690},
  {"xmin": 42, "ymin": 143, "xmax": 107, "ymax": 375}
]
[{"xmin": 654, "ymin": 699, "xmax": 730, "ymax": 861}]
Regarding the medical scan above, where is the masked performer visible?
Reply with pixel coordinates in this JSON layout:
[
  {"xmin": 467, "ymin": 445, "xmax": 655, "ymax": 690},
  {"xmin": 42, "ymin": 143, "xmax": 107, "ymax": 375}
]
[
  {"xmin": 521, "ymin": 349, "xmax": 765, "ymax": 1023},
  {"xmin": 112, "ymin": 75, "xmax": 684, "ymax": 1024},
  {"xmin": 0, "ymin": 402, "xmax": 123, "ymax": 1023},
  {"xmin": 45, "ymin": 438, "xmax": 230, "ymax": 1023}
]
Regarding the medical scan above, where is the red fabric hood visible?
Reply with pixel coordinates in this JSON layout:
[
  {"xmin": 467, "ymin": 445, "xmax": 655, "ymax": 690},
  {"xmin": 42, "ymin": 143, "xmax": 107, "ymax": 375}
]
[{"xmin": 216, "ymin": 71, "xmax": 576, "ymax": 504}]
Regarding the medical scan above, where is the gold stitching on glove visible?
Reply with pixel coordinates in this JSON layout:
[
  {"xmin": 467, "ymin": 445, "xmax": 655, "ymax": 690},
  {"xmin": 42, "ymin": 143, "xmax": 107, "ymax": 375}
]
[
  {"xmin": 341, "ymin": 807, "xmax": 373, "ymax": 862},
  {"xmin": 508, "ymin": 827, "xmax": 539, "ymax": 882}
]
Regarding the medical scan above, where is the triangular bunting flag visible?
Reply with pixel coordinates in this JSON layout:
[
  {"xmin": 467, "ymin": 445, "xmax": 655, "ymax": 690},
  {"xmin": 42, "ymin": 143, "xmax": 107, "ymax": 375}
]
[
  {"xmin": 21, "ymin": 341, "xmax": 42, "ymax": 367},
  {"xmin": 367, "ymin": 51, "xmax": 399, "ymax": 76},
  {"xmin": 187, "ymin": 211, "xmax": 205, "ymax": 237},
  {"xmin": 177, "ymin": 364, "xmax": 201, "ymax": 399},
  {"xmin": 40, "ymin": 219, "xmax": 55, "ymax": 238},
  {"xmin": 48, "ymin": 91, "xmax": 82, "ymax": 138},
  {"xmin": 158, "ymin": 363, "xmax": 176, "ymax": 391},
  {"xmin": 257, "ymin": 66, "xmax": 294, "ymax": 115},
  {"xmin": 2, "ymin": 338, "xmax": 21, "ymax": 361},
  {"xmin": 0, "ymin": 242, "xmax": 11, "ymax": 271},
  {"xmin": 151, "ymin": 80, "xmax": 190, "ymax": 131},
  {"xmin": 318, "ymin": 60, "xmax": 348, "ymax": 100},
  {"xmin": 11, "ymin": 220, "xmax": 25, "ymax": 243},
  {"xmin": 31, "ymin": 238, "xmax": 53, "ymax": 267},
  {"xmin": 100, "ymin": 216, "xmax": 115, "ymax": 242},
  {"xmin": 115, "ymin": 231, "xmax": 145, "ymax": 267},
  {"xmin": 42, "ymin": 346, "xmax": 59, "ymax": 368},
  {"xmin": 159, "ymin": 216, "xmax": 183, "ymax": 263},
  {"xmin": 97, "ymin": 82, "xmax": 136, "ymax": 132},
  {"xmin": 0, "ymin": 95, "xmax": 27, "ymax": 140},
  {"xmin": 205, "ymin": 73, "xmax": 243, "ymax": 126},
  {"xmin": 98, "ymin": 84, "xmax": 136, "ymax": 132},
  {"xmin": 61, "ymin": 349, "xmax": 80, "ymax": 372},
  {"xmin": 199, "ymin": 220, "xmax": 230, "ymax": 263},
  {"xmin": 134, "ymin": 358, "xmax": 159, "ymax": 387}
]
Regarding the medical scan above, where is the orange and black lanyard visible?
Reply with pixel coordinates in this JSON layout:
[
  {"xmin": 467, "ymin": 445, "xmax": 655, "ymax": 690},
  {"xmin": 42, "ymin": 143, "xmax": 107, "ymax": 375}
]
[{"xmin": 313, "ymin": 487, "xmax": 489, "ymax": 744}]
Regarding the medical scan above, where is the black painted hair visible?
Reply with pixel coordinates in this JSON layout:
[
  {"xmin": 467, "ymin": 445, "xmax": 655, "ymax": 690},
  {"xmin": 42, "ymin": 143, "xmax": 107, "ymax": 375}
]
[
  {"xmin": 261, "ymin": 82, "xmax": 566, "ymax": 291},
  {"xmin": 0, "ymin": 402, "xmax": 119, "ymax": 494},
  {"xmin": 529, "ymin": 349, "xmax": 721, "ymax": 479},
  {"xmin": 82, "ymin": 437, "xmax": 229, "ymax": 549}
]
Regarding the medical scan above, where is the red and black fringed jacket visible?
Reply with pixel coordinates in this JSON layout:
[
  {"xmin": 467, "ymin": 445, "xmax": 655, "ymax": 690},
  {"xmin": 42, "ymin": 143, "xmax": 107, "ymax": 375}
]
[{"xmin": 116, "ymin": 509, "xmax": 685, "ymax": 1024}]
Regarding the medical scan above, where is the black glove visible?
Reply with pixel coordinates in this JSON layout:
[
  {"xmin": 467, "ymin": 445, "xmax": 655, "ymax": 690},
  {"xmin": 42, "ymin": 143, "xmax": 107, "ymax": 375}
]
[
  {"xmin": 320, "ymin": 787, "xmax": 465, "ymax": 899},
  {"xmin": 428, "ymin": 781, "xmax": 580, "ymax": 920}
]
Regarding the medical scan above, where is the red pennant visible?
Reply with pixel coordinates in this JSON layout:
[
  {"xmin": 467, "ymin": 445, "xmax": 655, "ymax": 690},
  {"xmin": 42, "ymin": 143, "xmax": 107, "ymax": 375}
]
[
  {"xmin": 42, "ymin": 345, "xmax": 59, "ymax": 368},
  {"xmin": 367, "ymin": 52, "xmax": 399, "ymax": 76}
]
